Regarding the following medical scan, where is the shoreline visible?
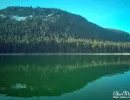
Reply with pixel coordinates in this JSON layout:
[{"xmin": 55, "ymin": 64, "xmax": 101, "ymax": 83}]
[{"xmin": 0, "ymin": 53, "xmax": 130, "ymax": 56}]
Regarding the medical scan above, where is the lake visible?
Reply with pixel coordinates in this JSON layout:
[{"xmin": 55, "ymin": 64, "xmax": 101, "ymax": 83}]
[{"xmin": 0, "ymin": 55, "xmax": 130, "ymax": 100}]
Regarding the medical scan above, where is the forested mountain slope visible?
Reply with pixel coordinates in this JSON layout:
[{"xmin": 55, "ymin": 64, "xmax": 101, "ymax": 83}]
[{"xmin": 0, "ymin": 6, "xmax": 130, "ymax": 53}]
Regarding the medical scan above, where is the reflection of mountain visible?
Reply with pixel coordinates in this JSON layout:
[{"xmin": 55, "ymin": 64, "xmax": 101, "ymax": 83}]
[{"xmin": 0, "ymin": 55, "xmax": 130, "ymax": 97}]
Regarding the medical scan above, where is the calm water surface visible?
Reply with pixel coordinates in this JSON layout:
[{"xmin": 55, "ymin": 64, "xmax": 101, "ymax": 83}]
[{"xmin": 0, "ymin": 55, "xmax": 130, "ymax": 100}]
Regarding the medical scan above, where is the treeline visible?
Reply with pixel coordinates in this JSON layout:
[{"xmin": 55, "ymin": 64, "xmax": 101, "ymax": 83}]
[{"xmin": 0, "ymin": 34, "xmax": 130, "ymax": 53}]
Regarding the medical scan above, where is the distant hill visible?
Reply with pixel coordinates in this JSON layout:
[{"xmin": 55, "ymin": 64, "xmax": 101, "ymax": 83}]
[{"xmin": 0, "ymin": 6, "xmax": 130, "ymax": 53}]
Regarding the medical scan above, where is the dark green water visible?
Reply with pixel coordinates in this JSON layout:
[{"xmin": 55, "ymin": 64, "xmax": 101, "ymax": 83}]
[{"xmin": 0, "ymin": 55, "xmax": 130, "ymax": 100}]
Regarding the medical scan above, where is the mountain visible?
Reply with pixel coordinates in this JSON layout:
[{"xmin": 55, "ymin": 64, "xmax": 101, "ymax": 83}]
[
  {"xmin": 0, "ymin": 6, "xmax": 130, "ymax": 53},
  {"xmin": 0, "ymin": 6, "xmax": 130, "ymax": 42}
]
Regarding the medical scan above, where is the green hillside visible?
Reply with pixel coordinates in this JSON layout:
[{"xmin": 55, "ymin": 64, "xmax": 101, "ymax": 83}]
[{"xmin": 0, "ymin": 6, "xmax": 130, "ymax": 53}]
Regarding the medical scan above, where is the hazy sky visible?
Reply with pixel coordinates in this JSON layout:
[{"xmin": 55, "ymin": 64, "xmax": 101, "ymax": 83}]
[{"xmin": 0, "ymin": 0, "xmax": 130, "ymax": 33}]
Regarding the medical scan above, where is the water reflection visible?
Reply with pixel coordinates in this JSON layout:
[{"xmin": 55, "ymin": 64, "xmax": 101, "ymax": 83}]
[
  {"xmin": 12, "ymin": 83, "xmax": 27, "ymax": 89},
  {"xmin": 0, "ymin": 55, "xmax": 130, "ymax": 98}
]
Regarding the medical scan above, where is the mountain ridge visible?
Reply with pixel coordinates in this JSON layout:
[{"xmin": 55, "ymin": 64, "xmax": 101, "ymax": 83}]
[
  {"xmin": 0, "ymin": 6, "xmax": 130, "ymax": 53},
  {"xmin": 0, "ymin": 6, "xmax": 130, "ymax": 42}
]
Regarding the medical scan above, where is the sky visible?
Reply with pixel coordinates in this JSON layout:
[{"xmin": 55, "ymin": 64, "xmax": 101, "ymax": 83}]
[{"xmin": 0, "ymin": 0, "xmax": 130, "ymax": 33}]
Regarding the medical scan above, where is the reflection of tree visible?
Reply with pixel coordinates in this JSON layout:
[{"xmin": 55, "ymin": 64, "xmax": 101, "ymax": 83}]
[
  {"xmin": 0, "ymin": 55, "xmax": 130, "ymax": 97},
  {"xmin": 0, "ymin": 55, "xmax": 130, "ymax": 67}
]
